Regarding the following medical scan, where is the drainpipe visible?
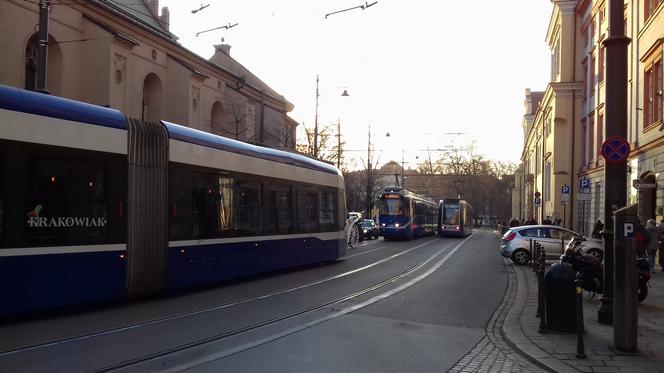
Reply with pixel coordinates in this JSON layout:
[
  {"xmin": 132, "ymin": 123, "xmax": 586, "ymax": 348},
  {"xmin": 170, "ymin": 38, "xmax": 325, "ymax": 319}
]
[{"xmin": 570, "ymin": 12, "xmax": 577, "ymax": 231}]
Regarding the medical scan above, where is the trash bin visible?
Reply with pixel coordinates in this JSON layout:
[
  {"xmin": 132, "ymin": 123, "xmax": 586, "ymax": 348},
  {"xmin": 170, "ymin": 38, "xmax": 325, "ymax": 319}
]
[{"xmin": 544, "ymin": 261, "xmax": 577, "ymax": 332}]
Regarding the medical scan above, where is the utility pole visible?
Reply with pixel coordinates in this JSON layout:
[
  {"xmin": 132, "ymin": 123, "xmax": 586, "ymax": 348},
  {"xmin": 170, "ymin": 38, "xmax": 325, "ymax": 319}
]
[
  {"xmin": 366, "ymin": 125, "xmax": 372, "ymax": 218},
  {"xmin": 336, "ymin": 118, "xmax": 341, "ymax": 168},
  {"xmin": 36, "ymin": 0, "xmax": 51, "ymax": 93},
  {"xmin": 597, "ymin": 0, "xmax": 630, "ymax": 327},
  {"xmin": 313, "ymin": 75, "xmax": 320, "ymax": 158}
]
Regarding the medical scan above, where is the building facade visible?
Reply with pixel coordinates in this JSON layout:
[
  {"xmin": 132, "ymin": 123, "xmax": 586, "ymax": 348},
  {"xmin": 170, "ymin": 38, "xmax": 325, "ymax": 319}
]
[
  {"xmin": 0, "ymin": 0, "xmax": 297, "ymax": 149},
  {"xmin": 518, "ymin": 0, "xmax": 664, "ymax": 233}
]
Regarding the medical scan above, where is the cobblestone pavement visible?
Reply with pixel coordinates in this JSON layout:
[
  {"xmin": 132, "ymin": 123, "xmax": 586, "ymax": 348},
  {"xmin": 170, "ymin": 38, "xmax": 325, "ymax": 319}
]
[
  {"xmin": 448, "ymin": 256, "xmax": 548, "ymax": 373},
  {"xmin": 515, "ymin": 261, "xmax": 664, "ymax": 373}
]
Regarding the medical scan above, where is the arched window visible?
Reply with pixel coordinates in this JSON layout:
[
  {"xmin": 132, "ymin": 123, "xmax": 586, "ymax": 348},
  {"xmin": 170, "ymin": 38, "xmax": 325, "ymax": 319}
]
[
  {"xmin": 24, "ymin": 33, "xmax": 62, "ymax": 95},
  {"xmin": 142, "ymin": 73, "xmax": 163, "ymax": 122},
  {"xmin": 211, "ymin": 101, "xmax": 224, "ymax": 135}
]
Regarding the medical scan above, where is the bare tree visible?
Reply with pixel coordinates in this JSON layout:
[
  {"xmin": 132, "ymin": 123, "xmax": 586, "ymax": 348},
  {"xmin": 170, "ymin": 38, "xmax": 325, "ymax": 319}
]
[
  {"xmin": 296, "ymin": 123, "xmax": 344, "ymax": 165},
  {"xmin": 212, "ymin": 99, "xmax": 254, "ymax": 142}
]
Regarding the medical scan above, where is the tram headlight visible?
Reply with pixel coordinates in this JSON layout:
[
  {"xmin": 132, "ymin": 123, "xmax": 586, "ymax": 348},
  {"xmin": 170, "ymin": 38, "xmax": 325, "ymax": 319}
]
[
  {"xmin": 381, "ymin": 223, "xmax": 386, "ymax": 227},
  {"xmin": 395, "ymin": 223, "xmax": 400, "ymax": 228},
  {"xmin": 363, "ymin": 229, "xmax": 368, "ymax": 233}
]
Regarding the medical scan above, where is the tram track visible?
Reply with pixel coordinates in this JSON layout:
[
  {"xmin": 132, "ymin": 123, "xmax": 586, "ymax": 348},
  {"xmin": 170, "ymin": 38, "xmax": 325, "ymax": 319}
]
[
  {"xmin": 0, "ymin": 239, "xmax": 472, "ymax": 372},
  {"xmin": 0, "ymin": 237, "xmax": 437, "ymax": 360},
  {"xmin": 96, "ymin": 236, "xmax": 471, "ymax": 373}
]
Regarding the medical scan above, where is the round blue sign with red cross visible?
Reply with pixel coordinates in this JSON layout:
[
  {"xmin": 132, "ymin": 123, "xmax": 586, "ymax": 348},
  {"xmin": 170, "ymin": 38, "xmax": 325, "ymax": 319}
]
[{"xmin": 601, "ymin": 136, "xmax": 630, "ymax": 163}]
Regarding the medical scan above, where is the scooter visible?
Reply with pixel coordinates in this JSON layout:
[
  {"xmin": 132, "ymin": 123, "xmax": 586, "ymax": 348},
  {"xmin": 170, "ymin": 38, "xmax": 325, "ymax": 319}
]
[{"xmin": 561, "ymin": 236, "xmax": 650, "ymax": 302}]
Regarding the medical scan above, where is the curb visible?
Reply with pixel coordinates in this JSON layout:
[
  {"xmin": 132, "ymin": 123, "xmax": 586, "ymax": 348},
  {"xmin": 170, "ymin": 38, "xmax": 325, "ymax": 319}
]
[{"xmin": 502, "ymin": 260, "xmax": 579, "ymax": 373}]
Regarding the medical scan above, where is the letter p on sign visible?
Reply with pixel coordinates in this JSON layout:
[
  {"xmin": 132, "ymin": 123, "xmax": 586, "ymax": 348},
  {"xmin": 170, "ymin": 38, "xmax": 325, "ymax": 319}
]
[{"xmin": 624, "ymin": 223, "xmax": 634, "ymax": 237}]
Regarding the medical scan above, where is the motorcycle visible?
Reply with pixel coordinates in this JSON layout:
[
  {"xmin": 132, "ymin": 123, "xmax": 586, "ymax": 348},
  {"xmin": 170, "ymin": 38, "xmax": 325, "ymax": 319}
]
[{"xmin": 561, "ymin": 236, "xmax": 650, "ymax": 302}]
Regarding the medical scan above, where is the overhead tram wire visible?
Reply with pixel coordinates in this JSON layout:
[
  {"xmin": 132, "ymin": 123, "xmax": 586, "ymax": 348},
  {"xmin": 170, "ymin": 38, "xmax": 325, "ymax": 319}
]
[{"xmin": 325, "ymin": 1, "xmax": 377, "ymax": 19}]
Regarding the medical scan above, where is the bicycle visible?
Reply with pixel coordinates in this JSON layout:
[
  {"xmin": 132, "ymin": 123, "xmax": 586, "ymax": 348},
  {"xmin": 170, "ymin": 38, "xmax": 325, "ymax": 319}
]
[{"xmin": 345, "ymin": 215, "xmax": 361, "ymax": 248}]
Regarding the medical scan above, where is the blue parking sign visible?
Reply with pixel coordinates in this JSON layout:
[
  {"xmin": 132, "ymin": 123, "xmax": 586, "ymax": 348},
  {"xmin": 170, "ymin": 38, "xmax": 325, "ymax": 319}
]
[
  {"xmin": 561, "ymin": 185, "xmax": 570, "ymax": 194},
  {"xmin": 579, "ymin": 178, "xmax": 591, "ymax": 191}
]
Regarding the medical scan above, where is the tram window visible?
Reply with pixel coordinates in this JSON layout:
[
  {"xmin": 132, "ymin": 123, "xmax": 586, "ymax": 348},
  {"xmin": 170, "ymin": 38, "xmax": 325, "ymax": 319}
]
[
  {"xmin": 296, "ymin": 190, "xmax": 318, "ymax": 233},
  {"xmin": 218, "ymin": 176, "xmax": 234, "ymax": 235},
  {"xmin": 170, "ymin": 169, "xmax": 193, "ymax": 239},
  {"xmin": 191, "ymin": 173, "xmax": 221, "ymax": 238},
  {"xmin": 443, "ymin": 203, "xmax": 460, "ymax": 225},
  {"xmin": 379, "ymin": 198, "xmax": 404, "ymax": 215},
  {"xmin": 26, "ymin": 159, "xmax": 108, "ymax": 244},
  {"xmin": 236, "ymin": 181, "xmax": 262, "ymax": 235},
  {"xmin": 318, "ymin": 190, "xmax": 336, "ymax": 232},
  {"xmin": 267, "ymin": 186, "xmax": 291, "ymax": 234}
]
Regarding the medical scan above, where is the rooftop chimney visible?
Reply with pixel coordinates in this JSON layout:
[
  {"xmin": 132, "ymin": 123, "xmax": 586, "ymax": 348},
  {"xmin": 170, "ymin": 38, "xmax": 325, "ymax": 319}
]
[
  {"xmin": 159, "ymin": 6, "xmax": 169, "ymax": 31},
  {"xmin": 215, "ymin": 44, "xmax": 231, "ymax": 56}
]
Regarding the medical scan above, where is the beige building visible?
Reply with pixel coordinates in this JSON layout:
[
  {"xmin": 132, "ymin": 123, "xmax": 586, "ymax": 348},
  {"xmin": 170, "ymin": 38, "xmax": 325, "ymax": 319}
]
[
  {"xmin": 0, "ymin": 0, "xmax": 297, "ymax": 149},
  {"xmin": 518, "ymin": 0, "xmax": 664, "ymax": 233}
]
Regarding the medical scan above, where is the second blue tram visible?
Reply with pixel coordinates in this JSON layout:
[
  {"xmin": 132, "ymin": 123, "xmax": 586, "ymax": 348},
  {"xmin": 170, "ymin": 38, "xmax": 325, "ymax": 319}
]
[
  {"xmin": 438, "ymin": 199, "xmax": 474, "ymax": 237},
  {"xmin": 378, "ymin": 188, "xmax": 437, "ymax": 240}
]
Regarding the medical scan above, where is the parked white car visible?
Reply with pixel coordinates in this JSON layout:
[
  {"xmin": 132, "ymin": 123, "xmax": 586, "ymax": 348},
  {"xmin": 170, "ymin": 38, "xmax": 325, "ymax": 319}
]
[{"xmin": 501, "ymin": 225, "xmax": 604, "ymax": 265}]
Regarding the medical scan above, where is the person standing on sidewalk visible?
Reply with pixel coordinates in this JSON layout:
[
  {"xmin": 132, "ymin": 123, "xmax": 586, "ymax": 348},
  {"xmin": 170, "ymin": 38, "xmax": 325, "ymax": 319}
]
[
  {"xmin": 646, "ymin": 219, "xmax": 659, "ymax": 273},
  {"xmin": 591, "ymin": 219, "xmax": 604, "ymax": 239}
]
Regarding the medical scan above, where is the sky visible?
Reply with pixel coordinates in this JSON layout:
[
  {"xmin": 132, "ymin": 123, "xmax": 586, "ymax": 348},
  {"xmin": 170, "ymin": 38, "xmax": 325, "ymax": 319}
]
[{"xmin": 159, "ymin": 0, "xmax": 553, "ymax": 169}]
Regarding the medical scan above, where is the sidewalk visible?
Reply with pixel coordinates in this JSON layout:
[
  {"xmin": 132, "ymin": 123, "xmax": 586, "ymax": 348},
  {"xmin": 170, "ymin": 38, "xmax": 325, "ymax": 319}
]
[{"xmin": 504, "ymin": 261, "xmax": 664, "ymax": 373}]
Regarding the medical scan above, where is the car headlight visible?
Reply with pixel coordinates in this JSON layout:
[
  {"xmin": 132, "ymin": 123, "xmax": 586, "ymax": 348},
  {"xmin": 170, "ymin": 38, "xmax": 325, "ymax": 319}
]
[{"xmin": 363, "ymin": 229, "xmax": 368, "ymax": 233}]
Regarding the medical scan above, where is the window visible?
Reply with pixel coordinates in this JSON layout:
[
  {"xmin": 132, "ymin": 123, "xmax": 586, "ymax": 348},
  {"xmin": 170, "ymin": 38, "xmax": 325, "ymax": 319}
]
[
  {"xmin": 583, "ymin": 28, "xmax": 588, "ymax": 48},
  {"xmin": 597, "ymin": 113, "xmax": 604, "ymax": 160},
  {"xmin": 599, "ymin": 46, "xmax": 605, "ymax": 83},
  {"xmin": 170, "ymin": 169, "xmax": 228, "ymax": 239},
  {"xmin": 644, "ymin": 58, "xmax": 663, "ymax": 127},
  {"xmin": 236, "ymin": 180, "xmax": 262, "ymax": 235},
  {"xmin": 582, "ymin": 59, "xmax": 588, "ymax": 98},
  {"xmin": 26, "ymin": 160, "xmax": 108, "ymax": 244},
  {"xmin": 590, "ymin": 53, "xmax": 596, "ymax": 94},
  {"xmin": 520, "ymin": 228, "xmax": 547, "ymax": 238},
  {"xmin": 443, "ymin": 203, "xmax": 460, "ymax": 225},
  {"xmin": 550, "ymin": 228, "xmax": 574, "ymax": 240},
  {"xmin": 646, "ymin": 0, "xmax": 663, "ymax": 22},
  {"xmin": 379, "ymin": 197, "xmax": 405, "ymax": 215},
  {"xmin": 267, "ymin": 186, "xmax": 291, "ymax": 234},
  {"xmin": 318, "ymin": 190, "xmax": 337, "ymax": 232},
  {"xmin": 589, "ymin": 115, "xmax": 595, "ymax": 163},
  {"xmin": 297, "ymin": 190, "xmax": 318, "ymax": 233},
  {"xmin": 544, "ymin": 162, "xmax": 551, "ymax": 201},
  {"xmin": 581, "ymin": 119, "xmax": 588, "ymax": 165}
]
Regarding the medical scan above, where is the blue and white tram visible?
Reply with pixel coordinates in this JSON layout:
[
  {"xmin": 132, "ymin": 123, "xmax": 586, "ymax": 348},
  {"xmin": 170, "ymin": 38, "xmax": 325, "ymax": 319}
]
[
  {"xmin": 438, "ymin": 199, "xmax": 474, "ymax": 237},
  {"xmin": 377, "ymin": 187, "xmax": 437, "ymax": 240},
  {"xmin": 0, "ymin": 85, "xmax": 346, "ymax": 316}
]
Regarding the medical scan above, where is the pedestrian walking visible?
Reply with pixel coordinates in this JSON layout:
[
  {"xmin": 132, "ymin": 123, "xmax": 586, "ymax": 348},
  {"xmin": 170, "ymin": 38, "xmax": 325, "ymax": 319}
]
[
  {"xmin": 646, "ymin": 219, "xmax": 659, "ymax": 273},
  {"xmin": 658, "ymin": 219, "xmax": 664, "ymax": 272},
  {"xmin": 591, "ymin": 219, "xmax": 604, "ymax": 239}
]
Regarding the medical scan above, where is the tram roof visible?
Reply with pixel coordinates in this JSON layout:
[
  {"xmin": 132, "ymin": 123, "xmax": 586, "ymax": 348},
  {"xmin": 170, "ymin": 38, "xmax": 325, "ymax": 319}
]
[
  {"xmin": 0, "ymin": 85, "xmax": 127, "ymax": 130},
  {"xmin": 163, "ymin": 121, "xmax": 341, "ymax": 176}
]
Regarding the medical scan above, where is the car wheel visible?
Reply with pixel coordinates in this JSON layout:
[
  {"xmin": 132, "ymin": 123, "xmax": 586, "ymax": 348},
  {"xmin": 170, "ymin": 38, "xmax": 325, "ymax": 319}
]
[
  {"xmin": 586, "ymin": 248, "xmax": 603, "ymax": 262},
  {"xmin": 511, "ymin": 249, "xmax": 531, "ymax": 265}
]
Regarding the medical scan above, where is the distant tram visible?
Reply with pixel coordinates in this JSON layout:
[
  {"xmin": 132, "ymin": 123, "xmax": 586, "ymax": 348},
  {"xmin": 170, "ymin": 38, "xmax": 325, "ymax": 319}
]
[
  {"xmin": 378, "ymin": 187, "xmax": 437, "ymax": 240},
  {"xmin": 438, "ymin": 199, "xmax": 474, "ymax": 237}
]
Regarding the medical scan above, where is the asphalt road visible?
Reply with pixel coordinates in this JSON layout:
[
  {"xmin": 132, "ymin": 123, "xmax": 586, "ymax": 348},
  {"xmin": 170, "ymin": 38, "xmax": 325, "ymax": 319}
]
[
  {"xmin": 179, "ymin": 230, "xmax": 508, "ymax": 373},
  {"xmin": 0, "ymin": 230, "xmax": 508, "ymax": 373}
]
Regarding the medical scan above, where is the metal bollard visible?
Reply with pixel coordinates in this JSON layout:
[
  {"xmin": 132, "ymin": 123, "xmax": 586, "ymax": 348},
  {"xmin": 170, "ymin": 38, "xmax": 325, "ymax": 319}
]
[
  {"xmin": 575, "ymin": 274, "xmax": 587, "ymax": 358},
  {"xmin": 530, "ymin": 239, "xmax": 534, "ymax": 269},
  {"xmin": 536, "ymin": 245, "xmax": 545, "ymax": 317},
  {"xmin": 538, "ymin": 247, "xmax": 548, "ymax": 333},
  {"xmin": 533, "ymin": 241, "xmax": 540, "ymax": 273}
]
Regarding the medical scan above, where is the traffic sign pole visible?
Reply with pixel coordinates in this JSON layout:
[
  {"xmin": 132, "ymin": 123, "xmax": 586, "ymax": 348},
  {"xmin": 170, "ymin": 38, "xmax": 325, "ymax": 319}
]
[{"xmin": 598, "ymin": 0, "xmax": 630, "ymax": 330}]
